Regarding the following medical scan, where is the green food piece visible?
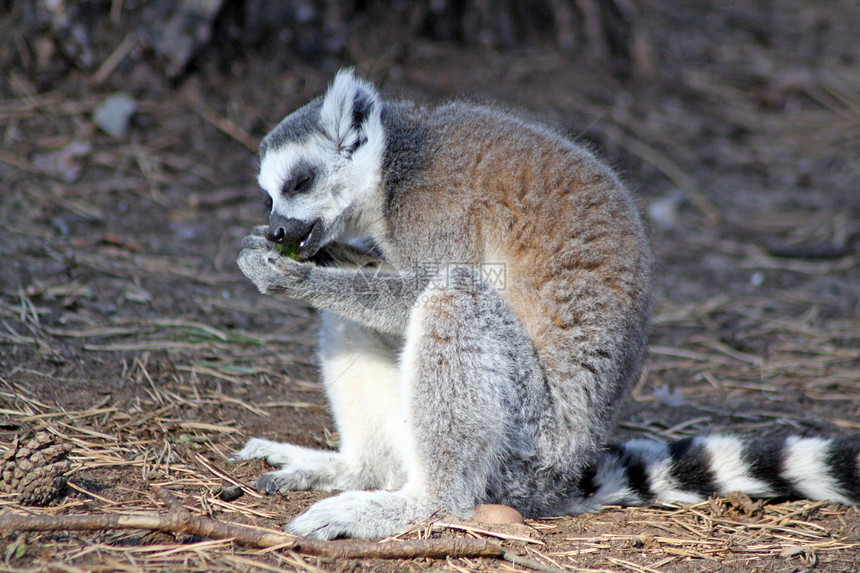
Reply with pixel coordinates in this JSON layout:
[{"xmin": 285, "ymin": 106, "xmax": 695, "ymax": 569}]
[{"xmin": 275, "ymin": 242, "xmax": 301, "ymax": 260}]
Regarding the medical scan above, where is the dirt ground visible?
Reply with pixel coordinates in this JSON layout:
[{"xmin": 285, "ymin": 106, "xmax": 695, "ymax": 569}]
[{"xmin": 1, "ymin": 1, "xmax": 860, "ymax": 571}]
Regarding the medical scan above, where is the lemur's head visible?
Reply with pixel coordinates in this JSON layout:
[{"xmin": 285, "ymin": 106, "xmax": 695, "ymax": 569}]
[{"xmin": 257, "ymin": 69, "xmax": 384, "ymax": 259}]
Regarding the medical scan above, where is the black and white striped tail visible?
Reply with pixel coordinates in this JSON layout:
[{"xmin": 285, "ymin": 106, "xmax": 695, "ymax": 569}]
[{"xmin": 571, "ymin": 435, "xmax": 860, "ymax": 513}]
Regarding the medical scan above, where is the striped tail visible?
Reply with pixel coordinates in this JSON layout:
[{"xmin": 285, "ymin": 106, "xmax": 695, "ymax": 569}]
[{"xmin": 570, "ymin": 434, "xmax": 860, "ymax": 513}]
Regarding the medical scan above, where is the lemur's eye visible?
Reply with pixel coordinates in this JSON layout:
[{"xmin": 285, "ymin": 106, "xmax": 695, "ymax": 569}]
[
  {"xmin": 282, "ymin": 163, "xmax": 316, "ymax": 196},
  {"xmin": 294, "ymin": 174, "xmax": 312, "ymax": 192},
  {"xmin": 262, "ymin": 192, "xmax": 273, "ymax": 210}
]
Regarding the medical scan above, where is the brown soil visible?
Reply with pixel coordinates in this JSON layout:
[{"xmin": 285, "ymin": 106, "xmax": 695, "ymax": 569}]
[{"xmin": 1, "ymin": 1, "xmax": 859, "ymax": 571}]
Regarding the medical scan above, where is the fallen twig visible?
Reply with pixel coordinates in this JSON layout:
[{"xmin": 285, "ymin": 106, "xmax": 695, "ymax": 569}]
[
  {"xmin": 0, "ymin": 486, "xmax": 547, "ymax": 565},
  {"xmin": 433, "ymin": 519, "xmax": 544, "ymax": 544}
]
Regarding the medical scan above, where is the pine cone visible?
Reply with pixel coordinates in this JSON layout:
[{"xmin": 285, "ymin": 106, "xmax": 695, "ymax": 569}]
[{"xmin": 1, "ymin": 431, "xmax": 72, "ymax": 505}]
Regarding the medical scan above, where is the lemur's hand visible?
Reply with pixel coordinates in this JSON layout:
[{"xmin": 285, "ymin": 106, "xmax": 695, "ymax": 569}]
[{"xmin": 237, "ymin": 227, "xmax": 312, "ymax": 297}]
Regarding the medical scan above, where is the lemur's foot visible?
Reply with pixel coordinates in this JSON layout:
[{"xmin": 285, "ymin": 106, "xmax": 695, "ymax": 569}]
[{"xmin": 287, "ymin": 490, "xmax": 429, "ymax": 540}]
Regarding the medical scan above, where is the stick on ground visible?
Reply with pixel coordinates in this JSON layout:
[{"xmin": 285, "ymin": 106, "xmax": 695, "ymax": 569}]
[{"xmin": 0, "ymin": 486, "xmax": 515, "ymax": 562}]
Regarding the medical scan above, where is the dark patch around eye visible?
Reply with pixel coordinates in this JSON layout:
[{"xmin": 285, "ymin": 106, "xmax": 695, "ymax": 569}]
[
  {"xmin": 281, "ymin": 161, "xmax": 317, "ymax": 196},
  {"xmin": 294, "ymin": 174, "xmax": 312, "ymax": 192},
  {"xmin": 262, "ymin": 192, "xmax": 273, "ymax": 210}
]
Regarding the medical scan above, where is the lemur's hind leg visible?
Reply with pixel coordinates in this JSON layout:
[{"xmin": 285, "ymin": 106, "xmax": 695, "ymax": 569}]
[
  {"xmin": 287, "ymin": 266, "xmax": 550, "ymax": 539},
  {"xmin": 231, "ymin": 312, "xmax": 405, "ymax": 493}
]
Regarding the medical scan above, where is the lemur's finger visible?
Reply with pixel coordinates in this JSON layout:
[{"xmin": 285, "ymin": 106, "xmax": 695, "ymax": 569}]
[
  {"xmin": 242, "ymin": 234, "xmax": 271, "ymax": 250},
  {"xmin": 251, "ymin": 225, "xmax": 269, "ymax": 237}
]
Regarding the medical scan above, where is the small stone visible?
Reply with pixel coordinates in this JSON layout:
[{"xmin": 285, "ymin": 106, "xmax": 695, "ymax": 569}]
[
  {"xmin": 471, "ymin": 504, "xmax": 525, "ymax": 525},
  {"xmin": 93, "ymin": 93, "xmax": 137, "ymax": 138},
  {"xmin": 780, "ymin": 546, "xmax": 804, "ymax": 558},
  {"xmin": 31, "ymin": 141, "xmax": 92, "ymax": 183},
  {"xmin": 654, "ymin": 384, "xmax": 686, "ymax": 407},
  {"xmin": 216, "ymin": 485, "xmax": 245, "ymax": 502},
  {"xmin": 647, "ymin": 189, "xmax": 685, "ymax": 231}
]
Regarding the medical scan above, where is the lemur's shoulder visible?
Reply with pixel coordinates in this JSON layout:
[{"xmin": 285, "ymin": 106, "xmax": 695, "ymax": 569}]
[{"xmin": 378, "ymin": 101, "xmax": 434, "ymax": 192}]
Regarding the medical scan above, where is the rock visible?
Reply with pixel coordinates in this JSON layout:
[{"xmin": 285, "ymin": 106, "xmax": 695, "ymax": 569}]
[
  {"xmin": 471, "ymin": 504, "xmax": 525, "ymax": 525},
  {"xmin": 93, "ymin": 93, "xmax": 137, "ymax": 139},
  {"xmin": 31, "ymin": 141, "xmax": 93, "ymax": 182},
  {"xmin": 648, "ymin": 189, "xmax": 685, "ymax": 231}
]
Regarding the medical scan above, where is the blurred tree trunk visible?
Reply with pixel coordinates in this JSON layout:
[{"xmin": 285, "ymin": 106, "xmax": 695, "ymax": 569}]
[{"xmin": 6, "ymin": 0, "xmax": 655, "ymax": 83}]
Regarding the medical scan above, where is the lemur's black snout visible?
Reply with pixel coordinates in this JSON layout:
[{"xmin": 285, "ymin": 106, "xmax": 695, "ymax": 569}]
[{"xmin": 267, "ymin": 213, "xmax": 313, "ymax": 245}]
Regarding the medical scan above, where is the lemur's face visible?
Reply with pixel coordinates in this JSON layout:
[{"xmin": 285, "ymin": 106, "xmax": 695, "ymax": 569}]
[
  {"xmin": 256, "ymin": 72, "xmax": 383, "ymax": 260},
  {"xmin": 257, "ymin": 138, "xmax": 351, "ymax": 260}
]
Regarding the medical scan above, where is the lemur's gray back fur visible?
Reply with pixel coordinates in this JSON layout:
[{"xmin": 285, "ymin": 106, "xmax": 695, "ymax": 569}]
[{"xmin": 232, "ymin": 69, "xmax": 860, "ymax": 540}]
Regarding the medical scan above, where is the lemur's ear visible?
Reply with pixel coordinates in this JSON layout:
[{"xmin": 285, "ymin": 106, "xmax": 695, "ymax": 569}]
[{"xmin": 320, "ymin": 68, "xmax": 380, "ymax": 156}]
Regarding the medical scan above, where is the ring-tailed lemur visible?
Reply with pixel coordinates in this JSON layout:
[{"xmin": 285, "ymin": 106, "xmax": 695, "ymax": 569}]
[{"xmin": 232, "ymin": 69, "xmax": 860, "ymax": 540}]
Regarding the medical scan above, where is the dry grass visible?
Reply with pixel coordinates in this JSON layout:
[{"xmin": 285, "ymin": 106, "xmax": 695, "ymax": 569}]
[
  {"xmin": 646, "ymin": 289, "xmax": 860, "ymax": 409},
  {"xmin": 555, "ymin": 500, "xmax": 860, "ymax": 571},
  {"xmin": 2, "ymin": 286, "xmax": 859, "ymax": 571}
]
